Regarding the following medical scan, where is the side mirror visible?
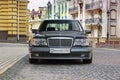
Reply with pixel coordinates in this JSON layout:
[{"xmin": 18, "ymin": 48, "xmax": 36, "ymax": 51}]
[
  {"xmin": 85, "ymin": 30, "xmax": 91, "ymax": 34},
  {"xmin": 32, "ymin": 29, "xmax": 38, "ymax": 34}
]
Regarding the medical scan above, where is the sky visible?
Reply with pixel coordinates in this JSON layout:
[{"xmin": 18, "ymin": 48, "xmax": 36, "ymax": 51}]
[{"xmin": 28, "ymin": 0, "xmax": 50, "ymax": 11}]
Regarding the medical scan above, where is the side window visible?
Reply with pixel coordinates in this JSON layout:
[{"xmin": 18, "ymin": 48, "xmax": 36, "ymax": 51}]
[{"xmin": 71, "ymin": 21, "xmax": 82, "ymax": 31}]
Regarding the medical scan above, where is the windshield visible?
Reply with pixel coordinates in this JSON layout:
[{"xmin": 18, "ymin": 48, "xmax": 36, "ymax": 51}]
[{"xmin": 39, "ymin": 20, "xmax": 83, "ymax": 32}]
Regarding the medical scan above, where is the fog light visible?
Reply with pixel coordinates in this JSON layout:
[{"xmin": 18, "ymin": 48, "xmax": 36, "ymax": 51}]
[
  {"xmin": 81, "ymin": 54, "xmax": 85, "ymax": 57},
  {"xmin": 35, "ymin": 54, "xmax": 39, "ymax": 57}
]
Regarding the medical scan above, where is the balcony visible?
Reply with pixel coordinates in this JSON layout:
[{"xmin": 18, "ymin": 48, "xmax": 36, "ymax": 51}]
[
  {"xmin": 69, "ymin": 6, "xmax": 78, "ymax": 14},
  {"xmin": 85, "ymin": 17, "xmax": 102, "ymax": 25},
  {"xmin": 77, "ymin": 0, "xmax": 83, "ymax": 3},
  {"xmin": 110, "ymin": 0, "xmax": 117, "ymax": 4},
  {"xmin": 85, "ymin": 0, "xmax": 102, "ymax": 10}
]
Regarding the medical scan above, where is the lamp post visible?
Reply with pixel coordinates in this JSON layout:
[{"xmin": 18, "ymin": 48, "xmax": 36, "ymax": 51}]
[
  {"xmin": 106, "ymin": 0, "xmax": 110, "ymax": 43},
  {"xmin": 47, "ymin": 1, "xmax": 52, "ymax": 19},
  {"xmin": 79, "ymin": 1, "xmax": 83, "ymax": 23},
  {"xmin": 97, "ymin": 22, "xmax": 100, "ymax": 44},
  {"xmin": 107, "ymin": 10, "xmax": 110, "ymax": 42},
  {"xmin": 79, "ymin": 1, "xmax": 83, "ymax": 13}
]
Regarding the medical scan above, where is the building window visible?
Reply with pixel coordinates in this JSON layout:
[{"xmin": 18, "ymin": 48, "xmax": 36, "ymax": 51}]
[
  {"xmin": 110, "ymin": 10, "xmax": 117, "ymax": 20},
  {"xmin": 110, "ymin": 26, "xmax": 116, "ymax": 37}
]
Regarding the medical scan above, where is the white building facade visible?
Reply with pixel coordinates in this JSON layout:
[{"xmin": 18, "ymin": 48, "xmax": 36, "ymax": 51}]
[{"xmin": 69, "ymin": 0, "xmax": 120, "ymax": 44}]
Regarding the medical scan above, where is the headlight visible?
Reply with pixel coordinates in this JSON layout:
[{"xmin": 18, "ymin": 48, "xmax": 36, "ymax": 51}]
[
  {"xmin": 31, "ymin": 38, "xmax": 47, "ymax": 46},
  {"xmin": 74, "ymin": 39, "xmax": 90, "ymax": 46}
]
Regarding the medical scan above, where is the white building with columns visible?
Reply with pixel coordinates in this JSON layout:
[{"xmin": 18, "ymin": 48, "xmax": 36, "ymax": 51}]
[{"xmin": 48, "ymin": 0, "xmax": 71, "ymax": 19}]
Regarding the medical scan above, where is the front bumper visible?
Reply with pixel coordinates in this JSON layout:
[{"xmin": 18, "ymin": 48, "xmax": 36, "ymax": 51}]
[{"xmin": 29, "ymin": 47, "xmax": 93, "ymax": 59}]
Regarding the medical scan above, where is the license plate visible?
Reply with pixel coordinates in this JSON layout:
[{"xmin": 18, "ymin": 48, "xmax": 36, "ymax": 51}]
[{"xmin": 50, "ymin": 48, "xmax": 70, "ymax": 54}]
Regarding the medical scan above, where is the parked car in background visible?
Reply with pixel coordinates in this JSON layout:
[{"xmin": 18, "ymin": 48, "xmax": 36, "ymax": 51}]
[{"xmin": 29, "ymin": 19, "xmax": 93, "ymax": 64}]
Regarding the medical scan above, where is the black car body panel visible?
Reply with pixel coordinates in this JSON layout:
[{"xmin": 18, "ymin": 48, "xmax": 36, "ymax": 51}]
[
  {"xmin": 29, "ymin": 19, "xmax": 93, "ymax": 63},
  {"xmin": 29, "ymin": 47, "xmax": 92, "ymax": 59}
]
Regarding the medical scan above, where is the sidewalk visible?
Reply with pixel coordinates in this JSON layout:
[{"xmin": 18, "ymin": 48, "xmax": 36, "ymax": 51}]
[
  {"xmin": 0, "ymin": 40, "xmax": 28, "ymax": 44},
  {"xmin": 0, "ymin": 43, "xmax": 28, "ymax": 75},
  {"xmin": 96, "ymin": 42, "xmax": 120, "ymax": 49}
]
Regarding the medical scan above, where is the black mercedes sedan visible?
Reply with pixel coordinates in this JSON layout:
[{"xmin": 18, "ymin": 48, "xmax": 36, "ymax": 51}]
[{"xmin": 29, "ymin": 19, "xmax": 93, "ymax": 64}]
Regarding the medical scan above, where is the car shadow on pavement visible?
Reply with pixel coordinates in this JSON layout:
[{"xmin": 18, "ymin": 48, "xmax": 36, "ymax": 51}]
[{"xmin": 30, "ymin": 59, "xmax": 90, "ymax": 65}]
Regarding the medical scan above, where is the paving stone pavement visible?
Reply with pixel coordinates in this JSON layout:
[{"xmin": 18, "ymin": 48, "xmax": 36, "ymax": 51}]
[
  {"xmin": 0, "ymin": 43, "xmax": 28, "ymax": 75},
  {"xmin": 0, "ymin": 47, "xmax": 120, "ymax": 80}
]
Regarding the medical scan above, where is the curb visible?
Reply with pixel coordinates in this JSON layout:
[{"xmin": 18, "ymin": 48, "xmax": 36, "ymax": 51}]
[
  {"xmin": 95, "ymin": 48, "xmax": 120, "ymax": 51},
  {"xmin": 0, "ymin": 54, "xmax": 27, "ymax": 75},
  {"xmin": 0, "ymin": 43, "xmax": 28, "ymax": 47}
]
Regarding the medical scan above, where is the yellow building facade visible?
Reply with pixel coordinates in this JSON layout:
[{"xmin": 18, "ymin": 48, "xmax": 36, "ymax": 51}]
[{"xmin": 0, "ymin": 0, "xmax": 28, "ymax": 41}]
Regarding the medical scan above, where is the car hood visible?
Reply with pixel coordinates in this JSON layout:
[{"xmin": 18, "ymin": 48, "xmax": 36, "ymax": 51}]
[{"xmin": 34, "ymin": 31, "xmax": 86, "ymax": 38}]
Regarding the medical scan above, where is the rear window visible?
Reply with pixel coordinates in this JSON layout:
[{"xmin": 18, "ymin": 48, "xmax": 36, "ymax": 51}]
[{"xmin": 39, "ymin": 20, "xmax": 83, "ymax": 32}]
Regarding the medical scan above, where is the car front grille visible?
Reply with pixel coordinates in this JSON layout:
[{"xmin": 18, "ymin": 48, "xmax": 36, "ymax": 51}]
[{"xmin": 48, "ymin": 37, "xmax": 73, "ymax": 48}]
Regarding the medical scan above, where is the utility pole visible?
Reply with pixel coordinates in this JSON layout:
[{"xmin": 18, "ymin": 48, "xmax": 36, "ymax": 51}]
[{"xmin": 17, "ymin": 0, "xmax": 20, "ymax": 42}]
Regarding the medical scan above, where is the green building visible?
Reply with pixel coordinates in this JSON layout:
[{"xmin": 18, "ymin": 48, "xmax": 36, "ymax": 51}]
[{"xmin": 46, "ymin": 0, "xmax": 71, "ymax": 19}]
